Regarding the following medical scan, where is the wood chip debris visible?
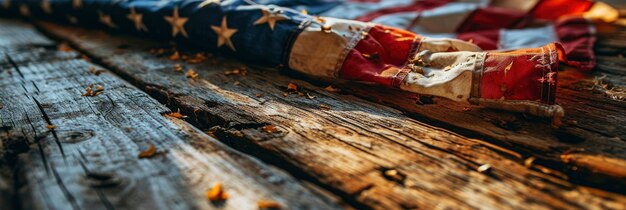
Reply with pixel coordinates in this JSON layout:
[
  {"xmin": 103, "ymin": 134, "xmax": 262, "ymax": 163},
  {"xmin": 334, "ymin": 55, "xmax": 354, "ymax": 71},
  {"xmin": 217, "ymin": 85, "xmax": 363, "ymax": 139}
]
[
  {"xmin": 383, "ymin": 169, "xmax": 405, "ymax": 182},
  {"xmin": 138, "ymin": 143, "xmax": 156, "ymax": 158},
  {"xmin": 324, "ymin": 85, "xmax": 340, "ymax": 92},
  {"xmin": 174, "ymin": 64, "xmax": 183, "ymax": 72},
  {"xmin": 224, "ymin": 68, "xmax": 248, "ymax": 76},
  {"xmin": 81, "ymin": 84, "xmax": 105, "ymax": 97},
  {"xmin": 186, "ymin": 52, "xmax": 208, "ymax": 64},
  {"xmin": 257, "ymin": 200, "xmax": 282, "ymax": 209},
  {"xmin": 88, "ymin": 66, "xmax": 105, "ymax": 75},
  {"xmin": 261, "ymin": 125, "xmax": 279, "ymax": 134},
  {"xmin": 186, "ymin": 69, "xmax": 199, "ymax": 79},
  {"xmin": 477, "ymin": 164, "xmax": 492, "ymax": 173},
  {"xmin": 319, "ymin": 104, "xmax": 331, "ymax": 110},
  {"xmin": 306, "ymin": 93, "xmax": 316, "ymax": 99},
  {"xmin": 524, "ymin": 157, "xmax": 536, "ymax": 168},
  {"xmin": 206, "ymin": 182, "xmax": 228, "ymax": 202}
]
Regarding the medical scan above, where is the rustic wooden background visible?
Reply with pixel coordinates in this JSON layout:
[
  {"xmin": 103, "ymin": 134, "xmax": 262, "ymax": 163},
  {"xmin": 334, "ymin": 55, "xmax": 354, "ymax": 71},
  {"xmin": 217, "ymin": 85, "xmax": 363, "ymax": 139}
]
[{"xmin": 1, "ymin": 4, "xmax": 626, "ymax": 210}]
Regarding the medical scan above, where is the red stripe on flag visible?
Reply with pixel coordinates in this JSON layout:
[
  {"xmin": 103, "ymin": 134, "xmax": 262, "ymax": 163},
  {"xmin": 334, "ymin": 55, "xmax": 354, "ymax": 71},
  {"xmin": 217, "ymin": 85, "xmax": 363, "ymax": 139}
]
[
  {"xmin": 339, "ymin": 25, "xmax": 419, "ymax": 87},
  {"xmin": 456, "ymin": 7, "xmax": 527, "ymax": 32},
  {"xmin": 355, "ymin": 0, "xmax": 450, "ymax": 22},
  {"xmin": 555, "ymin": 17, "xmax": 596, "ymax": 70},
  {"xmin": 457, "ymin": 30, "xmax": 500, "ymax": 50},
  {"xmin": 531, "ymin": 0, "xmax": 593, "ymax": 20},
  {"xmin": 481, "ymin": 44, "xmax": 561, "ymax": 104}
]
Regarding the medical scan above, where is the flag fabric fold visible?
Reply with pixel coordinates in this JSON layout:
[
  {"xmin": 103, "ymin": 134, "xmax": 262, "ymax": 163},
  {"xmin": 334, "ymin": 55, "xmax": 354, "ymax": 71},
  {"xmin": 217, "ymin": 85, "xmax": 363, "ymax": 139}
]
[{"xmin": 1, "ymin": 0, "xmax": 617, "ymax": 123}]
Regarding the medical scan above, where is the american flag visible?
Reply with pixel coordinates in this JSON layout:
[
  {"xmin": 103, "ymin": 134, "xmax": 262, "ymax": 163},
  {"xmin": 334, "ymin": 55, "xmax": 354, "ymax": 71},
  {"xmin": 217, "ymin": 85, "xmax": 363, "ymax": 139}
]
[{"xmin": 0, "ymin": 0, "xmax": 618, "ymax": 121}]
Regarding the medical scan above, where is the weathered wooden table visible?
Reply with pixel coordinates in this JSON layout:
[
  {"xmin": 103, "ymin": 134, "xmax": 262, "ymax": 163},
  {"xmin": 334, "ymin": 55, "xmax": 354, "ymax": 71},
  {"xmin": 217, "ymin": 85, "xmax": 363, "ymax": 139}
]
[{"xmin": 1, "ymin": 14, "xmax": 625, "ymax": 210}]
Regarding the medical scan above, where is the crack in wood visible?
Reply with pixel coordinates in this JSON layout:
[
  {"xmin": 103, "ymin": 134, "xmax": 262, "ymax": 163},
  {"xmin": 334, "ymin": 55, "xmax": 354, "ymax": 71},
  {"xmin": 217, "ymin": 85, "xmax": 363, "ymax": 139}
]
[
  {"xmin": 32, "ymin": 97, "xmax": 66, "ymax": 161},
  {"xmin": 4, "ymin": 53, "xmax": 24, "ymax": 79}
]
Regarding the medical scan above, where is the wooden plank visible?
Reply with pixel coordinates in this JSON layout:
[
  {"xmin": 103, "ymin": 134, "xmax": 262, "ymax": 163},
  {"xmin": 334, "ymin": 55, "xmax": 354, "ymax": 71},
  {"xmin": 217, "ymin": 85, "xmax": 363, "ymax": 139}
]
[
  {"xmin": 35, "ymin": 21, "xmax": 626, "ymax": 209},
  {"xmin": 0, "ymin": 20, "xmax": 342, "ymax": 210}
]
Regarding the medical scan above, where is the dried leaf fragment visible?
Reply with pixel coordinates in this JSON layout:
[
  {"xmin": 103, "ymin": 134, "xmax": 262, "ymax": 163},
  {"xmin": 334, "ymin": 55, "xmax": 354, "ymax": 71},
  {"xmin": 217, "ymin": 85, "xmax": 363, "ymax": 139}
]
[
  {"xmin": 256, "ymin": 93, "xmax": 263, "ymax": 98},
  {"xmin": 319, "ymin": 104, "xmax": 331, "ymax": 110},
  {"xmin": 186, "ymin": 69, "xmax": 199, "ymax": 79},
  {"xmin": 82, "ymin": 84, "xmax": 104, "ymax": 97},
  {"xmin": 261, "ymin": 125, "xmax": 279, "ymax": 134},
  {"xmin": 46, "ymin": 124, "xmax": 55, "ymax": 130},
  {"xmin": 206, "ymin": 182, "xmax": 228, "ymax": 202},
  {"xmin": 324, "ymin": 85, "xmax": 340, "ymax": 92},
  {"xmin": 166, "ymin": 109, "xmax": 187, "ymax": 119},
  {"xmin": 258, "ymin": 200, "xmax": 282, "ymax": 209},
  {"xmin": 186, "ymin": 52, "xmax": 208, "ymax": 64},
  {"xmin": 287, "ymin": 83, "xmax": 298, "ymax": 92},
  {"xmin": 224, "ymin": 68, "xmax": 247, "ymax": 76},
  {"xmin": 169, "ymin": 51, "xmax": 180, "ymax": 60},
  {"xmin": 138, "ymin": 143, "xmax": 156, "ymax": 158}
]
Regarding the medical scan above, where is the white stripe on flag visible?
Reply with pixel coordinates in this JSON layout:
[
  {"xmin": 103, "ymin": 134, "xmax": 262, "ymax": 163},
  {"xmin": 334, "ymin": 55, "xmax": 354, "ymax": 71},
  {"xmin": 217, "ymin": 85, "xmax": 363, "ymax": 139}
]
[{"xmin": 498, "ymin": 25, "xmax": 558, "ymax": 50}]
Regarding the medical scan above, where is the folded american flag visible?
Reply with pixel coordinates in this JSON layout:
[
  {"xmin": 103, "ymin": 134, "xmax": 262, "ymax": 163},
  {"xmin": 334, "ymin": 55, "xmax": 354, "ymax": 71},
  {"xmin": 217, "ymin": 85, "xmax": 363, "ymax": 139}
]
[{"xmin": 1, "ymin": 0, "xmax": 618, "ymax": 124}]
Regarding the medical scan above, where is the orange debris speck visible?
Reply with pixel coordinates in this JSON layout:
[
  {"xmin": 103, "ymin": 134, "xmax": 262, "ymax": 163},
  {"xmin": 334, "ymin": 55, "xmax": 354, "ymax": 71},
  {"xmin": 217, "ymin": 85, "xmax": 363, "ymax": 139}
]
[
  {"xmin": 206, "ymin": 182, "xmax": 228, "ymax": 202},
  {"xmin": 174, "ymin": 64, "xmax": 183, "ymax": 72},
  {"xmin": 186, "ymin": 69, "xmax": 199, "ymax": 79},
  {"xmin": 261, "ymin": 125, "xmax": 279, "ymax": 134},
  {"xmin": 169, "ymin": 51, "xmax": 180, "ymax": 60},
  {"xmin": 258, "ymin": 200, "xmax": 282, "ymax": 209},
  {"xmin": 138, "ymin": 143, "xmax": 156, "ymax": 158},
  {"xmin": 46, "ymin": 124, "xmax": 55, "ymax": 130},
  {"xmin": 166, "ymin": 109, "xmax": 187, "ymax": 119}
]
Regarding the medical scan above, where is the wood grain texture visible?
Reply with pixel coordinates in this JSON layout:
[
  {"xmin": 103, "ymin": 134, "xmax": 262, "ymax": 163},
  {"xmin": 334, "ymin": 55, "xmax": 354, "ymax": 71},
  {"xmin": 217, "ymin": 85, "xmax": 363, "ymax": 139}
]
[
  {"xmin": 0, "ymin": 20, "xmax": 342, "ymax": 210},
  {"xmin": 34, "ymin": 20, "xmax": 626, "ymax": 209}
]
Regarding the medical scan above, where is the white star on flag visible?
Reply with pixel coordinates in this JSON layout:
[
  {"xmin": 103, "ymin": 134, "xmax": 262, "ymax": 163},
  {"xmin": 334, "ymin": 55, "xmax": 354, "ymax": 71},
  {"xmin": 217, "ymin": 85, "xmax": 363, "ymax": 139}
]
[
  {"xmin": 72, "ymin": 0, "xmax": 82, "ymax": 9},
  {"xmin": 253, "ymin": 8, "xmax": 288, "ymax": 31},
  {"xmin": 41, "ymin": 0, "xmax": 52, "ymax": 14},
  {"xmin": 3, "ymin": 0, "xmax": 10, "ymax": 9},
  {"xmin": 211, "ymin": 16, "xmax": 238, "ymax": 51},
  {"xmin": 164, "ymin": 7, "xmax": 189, "ymax": 38},
  {"xmin": 19, "ymin": 4, "xmax": 30, "ymax": 16},
  {"xmin": 98, "ymin": 11, "xmax": 118, "ymax": 28},
  {"xmin": 127, "ymin": 7, "xmax": 148, "ymax": 32}
]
